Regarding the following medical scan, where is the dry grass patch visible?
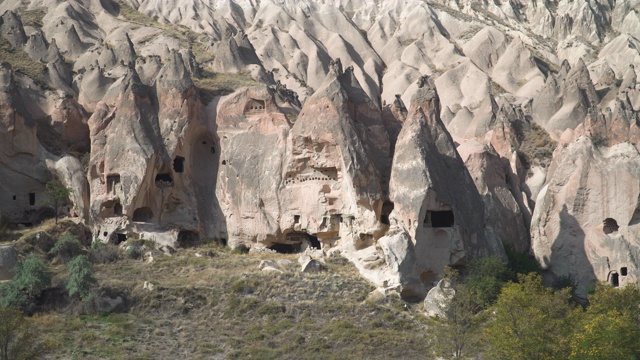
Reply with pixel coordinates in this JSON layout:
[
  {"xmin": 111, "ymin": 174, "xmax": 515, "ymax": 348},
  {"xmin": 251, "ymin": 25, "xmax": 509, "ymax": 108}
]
[{"xmin": 33, "ymin": 241, "xmax": 430, "ymax": 359}]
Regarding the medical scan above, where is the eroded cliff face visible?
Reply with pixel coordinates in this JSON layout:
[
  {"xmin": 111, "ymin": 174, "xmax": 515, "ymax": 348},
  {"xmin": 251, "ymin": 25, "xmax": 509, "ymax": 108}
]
[
  {"xmin": 215, "ymin": 61, "xmax": 390, "ymax": 251},
  {"xmin": 88, "ymin": 52, "xmax": 219, "ymax": 246},
  {"xmin": 3, "ymin": 0, "xmax": 640, "ymax": 297},
  {"xmin": 532, "ymin": 138, "xmax": 640, "ymax": 295}
]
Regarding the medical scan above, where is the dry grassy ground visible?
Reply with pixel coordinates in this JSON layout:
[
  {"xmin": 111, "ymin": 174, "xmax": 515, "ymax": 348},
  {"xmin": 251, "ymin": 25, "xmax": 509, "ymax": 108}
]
[{"xmin": 3, "ymin": 221, "xmax": 431, "ymax": 359}]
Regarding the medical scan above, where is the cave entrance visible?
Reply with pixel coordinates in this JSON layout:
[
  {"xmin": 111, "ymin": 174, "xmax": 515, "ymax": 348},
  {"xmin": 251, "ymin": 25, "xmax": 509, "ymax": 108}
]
[
  {"xmin": 177, "ymin": 230, "xmax": 200, "ymax": 248},
  {"xmin": 155, "ymin": 173, "xmax": 173, "ymax": 188},
  {"xmin": 269, "ymin": 243, "xmax": 300, "ymax": 254},
  {"xmin": 610, "ymin": 271, "xmax": 619, "ymax": 288},
  {"xmin": 113, "ymin": 202, "xmax": 123, "ymax": 216},
  {"xmin": 114, "ymin": 233, "xmax": 127, "ymax": 245},
  {"xmin": 603, "ymin": 218, "xmax": 619, "ymax": 234},
  {"xmin": 271, "ymin": 232, "xmax": 321, "ymax": 253},
  {"xmin": 173, "ymin": 156, "xmax": 185, "ymax": 173},
  {"xmin": 132, "ymin": 207, "xmax": 153, "ymax": 222},
  {"xmin": 424, "ymin": 210, "xmax": 454, "ymax": 228},
  {"xmin": 381, "ymin": 201, "xmax": 394, "ymax": 225}
]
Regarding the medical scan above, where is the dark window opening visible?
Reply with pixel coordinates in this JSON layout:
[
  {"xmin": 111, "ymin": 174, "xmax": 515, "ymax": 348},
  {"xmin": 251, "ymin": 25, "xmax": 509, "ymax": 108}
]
[
  {"xmin": 132, "ymin": 207, "xmax": 154, "ymax": 222},
  {"xmin": 103, "ymin": 231, "xmax": 108, "ymax": 237},
  {"xmin": 202, "ymin": 141, "xmax": 207, "ymax": 145},
  {"xmin": 12, "ymin": 195, "xmax": 16, "ymax": 200},
  {"xmin": 173, "ymin": 157, "xmax": 185, "ymax": 173},
  {"xmin": 222, "ymin": 160, "xmax": 227, "ymax": 165},
  {"xmin": 177, "ymin": 230, "xmax": 200, "ymax": 248},
  {"xmin": 621, "ymin": 267, "xmax": 628, "ymax": 276},
  {"xmin": 425, "ymin": 210, "xmax": 454, "ymax": 228},
  {"xmin": 107, "ymin": 175, "xmax": 120, "ymax": 194},
  {"xmin": 611, "ymin": 272, "xmax": 620, "ymax": 287},
  {"xmin": 294, "ymin": 215, "xmax": 301, "ymax": 224},
  {"xmin": 210, "ymin": 147, "xmax": 215, "ymax": 154},
  {"xmin": 115, "ymin": 233, "xmax": 127, "ymax": 244},
  {"xmin": 113, "ymin": 203, "xmax": 123, "ymax": 216},
  {"xmin": 29, "ymin": 193, "xmax": 35, "ymax": 206},
  {"xmin": 604, "ymin": 218, "xmax": 619, "ymax": 234}
]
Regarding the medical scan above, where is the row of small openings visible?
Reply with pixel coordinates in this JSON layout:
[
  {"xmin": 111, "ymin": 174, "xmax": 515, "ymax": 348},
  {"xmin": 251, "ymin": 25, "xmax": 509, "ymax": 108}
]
[
  {"xmin": 424, "ymin": 210, "xmax": 454, "ymax": 228},
  {"xmin": 284, "ymin": 175, "xmax": 333, "ymax": 185},
  {"xmin": 11, "ymin": 193, "xmax": 36, "ymax": 206},
  {"xmin": 610, "ymin": 267, "xmax": 628, "ymax": 287}
]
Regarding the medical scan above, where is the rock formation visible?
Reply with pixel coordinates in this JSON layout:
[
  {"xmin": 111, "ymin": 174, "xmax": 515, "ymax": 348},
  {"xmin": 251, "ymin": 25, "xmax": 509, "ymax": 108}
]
[
  {"xmin": 2, "ymin": 0, "xmax": 640, "ymax": 299},
  {"xmin": 389, "ymin": 76, "xmax": 505, "ymax": 285},
  {"xmin": 532, "ymin": 138, "xmax": 640, "ymax": 296}
]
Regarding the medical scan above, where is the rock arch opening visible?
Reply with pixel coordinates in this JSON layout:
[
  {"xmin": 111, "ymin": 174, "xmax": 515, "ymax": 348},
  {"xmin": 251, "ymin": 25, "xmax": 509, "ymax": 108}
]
[
  {"xmin": 610, "ymin": 271, "xmax": 620, "ymax": 287},
  {"xmin": 132, "ymin": 207, "xmax": 153, "ymax": 222},
  {"xmin": 603, "ymin": 218, "xmax": 619, "ymax": 234},
  {"xmin": 177, "ymin": 230, "xmax": 200, "ymax": 248}
]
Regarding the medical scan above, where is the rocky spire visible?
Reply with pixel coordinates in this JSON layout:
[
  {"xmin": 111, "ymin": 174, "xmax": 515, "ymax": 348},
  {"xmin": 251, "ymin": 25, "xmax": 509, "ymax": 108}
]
[{"xmin": 0, "ymin": 11, "xmax": 27, "ymax": 49}]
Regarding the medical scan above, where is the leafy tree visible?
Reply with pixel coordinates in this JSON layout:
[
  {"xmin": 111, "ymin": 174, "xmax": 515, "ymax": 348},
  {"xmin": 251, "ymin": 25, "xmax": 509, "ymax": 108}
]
[
  {"xmin": 430, "ymin": 285, "xmax": 484, "ymax": 359},
  {"xmin": 66, "ymin": 255, "xmax": 97, "ymax": 301},
  {"xmin": 464, "ymin": 256, "xmax": 514, "ymax": 307},
  {"xmin": 484, "ymin": 273, "xmax": 579, "ymax": 360},
  {"xmin": 48, "ymin": 233, "xmax": 83, "ymax": 263},
  {"xmin": 569, "ymin": 283, "xmax": 640, "ymax": 359},
  {"xmin": 0, "ymin": 307, "xmax": 48, "ymax": 360},
  {"xmin": 0, "ymin": 254, "xmax": 51, "ymax": 312},
  {"xmin": 44, "ymin": 179, "xmax": 71, "ymax": 224}
]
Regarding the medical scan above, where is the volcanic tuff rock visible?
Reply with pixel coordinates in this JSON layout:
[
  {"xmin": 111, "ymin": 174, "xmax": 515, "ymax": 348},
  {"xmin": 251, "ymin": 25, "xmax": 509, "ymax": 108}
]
[
  {"xmin": 3, "ymin": 0, "xmax": 640, "ymax": 297},
  {"xmin": 389, "ymin": 76, "xmax": 505, "ymax": 284},
  {"xmin": 532, "ymin": 138, "xmax": 640, "ymax": 296}
]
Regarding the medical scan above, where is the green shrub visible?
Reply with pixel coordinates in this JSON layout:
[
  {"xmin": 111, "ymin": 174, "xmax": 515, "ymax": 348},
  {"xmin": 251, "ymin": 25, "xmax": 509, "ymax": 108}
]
[
  {"xmin": 0, "ymin": 254, "xmax": 51, "ymax": 312},
  {"xmin": 66, "ymin": 255, "xmax": 97, "ymax": 301},
  {"xmin": 49, "ymin": 234, "xmax": 83, "ymax": 263},
  {"xmin": 464, "ymin": 256, "xmax": 514, "ymax": 307}
]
